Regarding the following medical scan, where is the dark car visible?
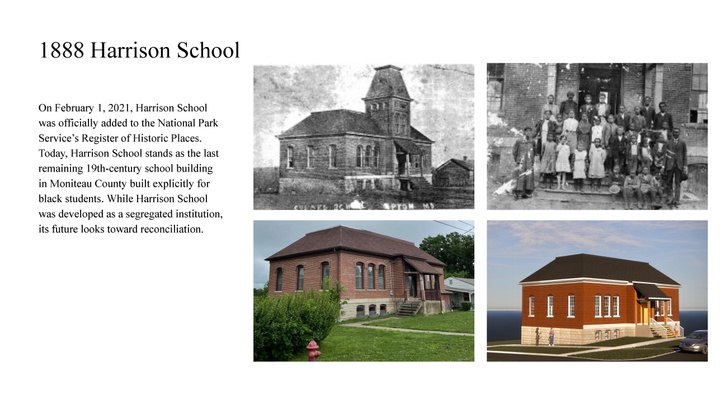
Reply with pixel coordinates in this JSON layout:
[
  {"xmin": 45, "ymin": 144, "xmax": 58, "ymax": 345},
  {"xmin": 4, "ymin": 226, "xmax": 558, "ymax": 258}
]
[{"xmin": 679, "ymin": 330, "xmax": 708, "ymax": 354}]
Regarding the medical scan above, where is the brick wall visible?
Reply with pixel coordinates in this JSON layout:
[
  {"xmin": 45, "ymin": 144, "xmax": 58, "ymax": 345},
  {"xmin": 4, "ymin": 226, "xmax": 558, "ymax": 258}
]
[
  {"xmin": 502, "ymin": 64, "xmax": 549, "ymax": 128},
  {"xmin": 662, "ymin": 63, "xmax": 693, "ymax": 125},
  {"xmin": 621, "ymin": 63, "xmax": 646, "ymax": 110}
]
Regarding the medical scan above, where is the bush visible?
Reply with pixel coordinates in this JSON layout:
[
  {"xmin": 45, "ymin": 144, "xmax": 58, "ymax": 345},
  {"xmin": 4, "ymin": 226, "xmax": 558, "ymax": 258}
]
[
  {"xmin": 461, "ymin": 302, "xmax": 472, "ymax": 311},
  {"xmin": 254, "ymin": 288, "xmax": 342, "ymax": 361}
]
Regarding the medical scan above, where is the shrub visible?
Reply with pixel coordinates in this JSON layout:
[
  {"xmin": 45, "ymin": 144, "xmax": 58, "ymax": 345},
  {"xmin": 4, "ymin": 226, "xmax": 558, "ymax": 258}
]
[
  {"xmin": 254, "ymin": 288, "xmax": 342, "ymax": 361},
  {"xmin": 461, "ymin": 302, "xmax": 472, "ymax": 311}
]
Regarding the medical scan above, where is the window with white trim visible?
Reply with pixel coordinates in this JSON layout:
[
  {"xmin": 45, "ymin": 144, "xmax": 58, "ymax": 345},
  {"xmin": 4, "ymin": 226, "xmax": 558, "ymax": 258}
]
[
  {"xmin": 547, "ymin": 295, "xmax": 554, "ymax": 317},
  {"xmin": 328, "ymin": 145, "xmax": 337, "ymax": 168},
  {"xmin": 612, "ymin": 296, "xmax": 620, "ymax": 317},
  {"xmin": 668, "ymin": 298, "xmax": 673, "ymax": 316},
  {"xmin": 529, "ymin": 296, "xmax": 535, "ymax": 317},
  {"xmin": 286, "ymin": 146, "xmax": 294, "ymax": 169},
  {"xmin": 568, "ymin": 294, "xmax": 575, "ymax": 317},
  {"xmin": 604, "ymin": 295, "xmax": 611, "ymax": 317},
  {"xmin": 594, "ymin": 295, "xmax": 601, "ymax": 317}
]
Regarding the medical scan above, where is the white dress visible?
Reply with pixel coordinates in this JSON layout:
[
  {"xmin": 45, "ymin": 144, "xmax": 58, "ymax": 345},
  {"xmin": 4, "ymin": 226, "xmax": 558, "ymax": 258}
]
[{"xmin": 555, "ymin": 144, "xmax": 571, "ymax": 173}]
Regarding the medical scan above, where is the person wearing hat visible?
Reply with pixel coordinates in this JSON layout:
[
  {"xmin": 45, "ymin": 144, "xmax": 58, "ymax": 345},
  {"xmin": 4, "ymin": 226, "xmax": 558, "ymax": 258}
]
[{"xmin": 559, "ymin": 91, "xmax": 578, "ymax": 118}]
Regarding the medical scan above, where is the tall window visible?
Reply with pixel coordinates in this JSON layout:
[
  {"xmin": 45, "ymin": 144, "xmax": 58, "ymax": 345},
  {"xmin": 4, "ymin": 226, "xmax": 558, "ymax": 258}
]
[
  {"xmin": 547, "ymin": 295, "xmax": 554, "ymax": 317},
  {"xmin": 367, "ymin": 264, "xmax": 375, "ymax": 289},
  {"xmin": 595, "ymin": 295, "xmax": 602, "ymax": 317},
  {"xmin": 306, "ymin": 146, "xmax": 314, "ymax": 168},
  {"xmin": 365, "ymin": 145, "xmax": 372, "ymax": 168},
  {"xmin": 604, "ymin": 295, "xmax": 611, "ymax": 317},
  {"xmin": 275, "ymin": 268, "xmax": 283, "ymax": 291},
  {"xmin": 613, "ymin": 296, "xmax": 620, "ymax": 317},
  {"xmin": 691, "ymin": 63, "xmax": 708, "ymax": 123},
  {"xmin": 321, "ymin": 262, "xmax": 330, "ymax": 288},
  {"xmin": 296, "ymin": 265, "xmax": 304, "ymax": 291},
  {"xmin": 286, "ymin": 146, "xmax": 294, "ymax": 168},
  {"xmin": 568, "ymin": 294, "xmax": 575, "ymax": 317},
  {"xmin": 378, "ymin": 265, "xmax": 385, "ymax": 289},
  {"xmin": 529, "ymin": 296, "xmax": 535, "ymax": 317},
  {"xmin": 487, "ymin": 63, "xmax": 505, "ymax": 111},
  {"xmin": 373, "ymin": 145, "xmax": 379, "ymax": 167},
  {"xmin": 668, "ymin": 298, "xmax": 673, "ymax": 316},
  {"xmin": 355, "ymin": 263, "xmax": 364, "ymax": 289},
  {"xmin": 328, "ymin": 145, "xmax": 337, "ymax": 168},
  {"xmin": 356, "ymin": 145, "xmax": 363, "ymax": 167}
]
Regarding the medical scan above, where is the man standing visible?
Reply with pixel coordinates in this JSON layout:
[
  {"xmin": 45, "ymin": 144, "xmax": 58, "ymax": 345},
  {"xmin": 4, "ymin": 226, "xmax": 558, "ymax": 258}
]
[
  {"xmin": 596, "ymin": 93, "xmax": 612, "ymax": 124},
  {"xmin": 602, "ymin": 114, "xmax": 619, "ymax": 172},
  {"xmin": 640, "ymin": 96, "xmax": 656, "ymax": 128},
  {"xmin": 579, "ymin": 93, "xmax": 597, "ymax": 124},
  {"xmin": 662, "ymin": 128, "xmax": 687, "ymax": 208},
  {"xmin": 534, "ymin": 110, "xmax": 556, "ymax": 156},
  {"xmin": 559, "ymin": 91, "xmax": 578, "ymax": 119},
  {"xmin": 653, "ymin": 101, "xmax": 674, "ymax": 132},
  {"xmin": 513, "ymin": 127, "xmax": 536, "ymax": 200}
]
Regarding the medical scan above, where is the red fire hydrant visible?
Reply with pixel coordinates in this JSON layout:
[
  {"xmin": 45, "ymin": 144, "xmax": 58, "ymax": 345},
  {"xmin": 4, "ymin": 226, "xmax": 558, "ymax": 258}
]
[{"xmin": 307, "ymin": 340, "xmax": 321, "ymax": 362}]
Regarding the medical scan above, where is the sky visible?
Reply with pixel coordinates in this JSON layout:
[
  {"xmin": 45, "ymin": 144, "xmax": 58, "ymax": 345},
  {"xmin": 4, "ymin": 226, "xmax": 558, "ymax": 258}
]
[
  {"xmin": 487, "ymin": 221, "xmax": 708, "ymax": 310},
  {"xmin": 254, "ymin": 220, "xmax": 474, "ymax": 289},
  {"xmin": 253, "ymin": 64, "xmax": 474, "ymax": 168}
]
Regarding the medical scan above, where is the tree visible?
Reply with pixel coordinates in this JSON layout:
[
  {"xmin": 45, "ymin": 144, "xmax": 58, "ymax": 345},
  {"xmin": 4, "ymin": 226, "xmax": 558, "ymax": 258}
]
[{"xmin": 419, "ymin": 232, "xmax": 474, "ymax": 278}]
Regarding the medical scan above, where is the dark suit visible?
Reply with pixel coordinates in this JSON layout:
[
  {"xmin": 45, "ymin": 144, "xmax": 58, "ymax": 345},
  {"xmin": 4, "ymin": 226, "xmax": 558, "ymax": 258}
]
[
  {"xmin": 640, "ymin": 105, "xmax": 656, "ymax": 129},
  {"xmin": 559, "ymin": 99, "xmax": 578, "ymax": 118},
  {"xmin": 615, "ymin": 113, "xmax": 630, "ymax": 131},
  {"xmin": 653, "ymin": 111, "xmax": 674, "ymax": 132},
  {"xmin": 663, "ymin": 136, "xmax": 687, "ymax": 205},
  {"xmin": 534, "ymin": 119, "xmax": 556, "ymax": 155},
  {"xmin": 608, "ymin": 134, "xmax": 628, "ymax": 172}
]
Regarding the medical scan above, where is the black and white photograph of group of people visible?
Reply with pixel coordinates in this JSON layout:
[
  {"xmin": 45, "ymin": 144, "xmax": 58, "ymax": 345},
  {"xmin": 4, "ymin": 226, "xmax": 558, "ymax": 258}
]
[{"xmin": 512, "ymin": 92, "xmax": 687, "ymax": 209}]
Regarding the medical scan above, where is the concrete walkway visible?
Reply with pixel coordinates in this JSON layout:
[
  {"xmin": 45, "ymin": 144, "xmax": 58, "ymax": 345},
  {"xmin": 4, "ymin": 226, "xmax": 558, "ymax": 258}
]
[
  {"xmin": 489, "ymin": 337, "xmax": 683, "ymax": 357},
  {"xmin": 340, "ymin": 318, "xmax": 474, "ymax": 337}
]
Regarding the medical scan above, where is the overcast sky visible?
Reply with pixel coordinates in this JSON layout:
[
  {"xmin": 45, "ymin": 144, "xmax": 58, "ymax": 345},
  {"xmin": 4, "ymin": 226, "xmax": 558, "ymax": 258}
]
[
  {"xmin": 253, "ymin": 64, "xmax": 474, "ymax": 168},
  {"xmin": 254, "ymin": 220, "xmax": 474, "ymax": 289},
  {"xmin": 487, "ymin": 221, "xmax": 708, "ymax": 310}
]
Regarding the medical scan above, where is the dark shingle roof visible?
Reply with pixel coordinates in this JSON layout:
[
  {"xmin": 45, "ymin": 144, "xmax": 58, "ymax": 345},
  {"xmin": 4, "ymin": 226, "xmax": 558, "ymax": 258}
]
[
  {"xmin": 520, "ymin": 254, "xmax": 680, "ymax": 286},
  {"xmin": 365, "ymin": 65, "xmax": 411, "ymax": 100},
  {"xmin": 279, "ymin": 109, "xmax": 383, "ymax": 138},
  {"xmin": 266, "ymin": 225, "xmax": 445, "ymax": 267}
]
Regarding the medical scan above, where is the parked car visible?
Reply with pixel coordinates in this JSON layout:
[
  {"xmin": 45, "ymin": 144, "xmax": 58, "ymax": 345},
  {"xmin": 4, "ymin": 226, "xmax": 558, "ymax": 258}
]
[{"xmin": 679, "ymin": 330, "xmax": 708, "ymax": 354}]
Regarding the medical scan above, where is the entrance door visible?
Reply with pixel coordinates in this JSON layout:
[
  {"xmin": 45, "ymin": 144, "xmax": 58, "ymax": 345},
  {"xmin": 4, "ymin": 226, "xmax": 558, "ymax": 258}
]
[
  {"xmin": 578, "ymin": 64, "xmax": 623, "ymax": 116},
  {"xmin": 407, "ymin": 274, "xmax": 417, "ymax": 297},
  {"xmin": 397, "ymin": 154, "xmax": 407, "ymax": 175}
]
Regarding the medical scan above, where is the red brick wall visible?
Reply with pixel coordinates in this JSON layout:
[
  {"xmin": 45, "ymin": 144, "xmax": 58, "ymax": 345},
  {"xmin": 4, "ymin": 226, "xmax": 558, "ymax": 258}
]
[{"xmin": 521, "ymin": 282, "xmax": 680, "ymax": 329}]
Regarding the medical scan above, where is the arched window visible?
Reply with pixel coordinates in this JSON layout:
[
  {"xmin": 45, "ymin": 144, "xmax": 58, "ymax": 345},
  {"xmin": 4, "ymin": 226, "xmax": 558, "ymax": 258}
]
[
  {"xmin": 296, "ymin": 265, "xmax": 304, "ymax": 291},
  {"xmin": 374, "ymin": 145, "xmax": 379, "ymax": 167},
  {"xmin": 604, "ymin": 295, "xmax": 611, "ymax": 317},
  {"xmin": 365, "ymin": 145, "xmax": 372, "ymax": 168},
  {"xmin": 355, "ymin": 263, "xmax": 364, "ymax": 289},
  {"xmin": 356, "ymin": 305, "xmax": 365, "ymax": 318},
  {"xmin": 321, "ymin": 262, "xmax": 330, "ymax": 288},
  {"xmin": 328, "ymin": 145, "xmax": 337, "ymax": 168},
  {"xmin": 369, "ymin": 304, "xmax": 377, "ymax": 317},
  {"xmin": 378, "ymin": 265, "xmax": 385, "ymax": 289},
  {"xmin": 356, "ymin": 145, "xmax": 363, "ymax": 167},
  {"xmin": 286, "ymin": 146, "xmax": 294, "ymax": 168},
  {"xmin": 275, "ymin": 268, "xmax": 283, "ymax": 291},
  {"xmin": 367, "ymin": 264, "xmax": 375, "ymax": 289},
  {"xmin": 380, "ymin": 304, "xmax": 387, "ymax": 314}
]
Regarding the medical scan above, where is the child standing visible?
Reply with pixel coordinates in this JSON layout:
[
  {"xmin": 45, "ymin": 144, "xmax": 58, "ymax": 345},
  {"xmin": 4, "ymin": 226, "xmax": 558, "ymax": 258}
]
[
  {"xmin": 539, "ymin": 133, "xmax": 557, "ymax": 189},
  {"xmin": 555, "ymin": 136, "xmax": 571, "ymax": 189},
  {"xmin": 588, "ymin": 138, "xmax": 607, "ymax": 192},
  {"xmin": 590, "ymin": 116, "xmax": 603, "ymax": 151},
  {"xmin": 626, "ymin": 133, "xmax": 640, "ymax": 175},
  {"xmin": 573, "ymin": 142, "xmax": 588, "ymax": 192}
]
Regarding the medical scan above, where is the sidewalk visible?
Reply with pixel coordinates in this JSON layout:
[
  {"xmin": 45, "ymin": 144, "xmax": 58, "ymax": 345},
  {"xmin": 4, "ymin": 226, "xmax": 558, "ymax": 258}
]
[{"xmin": 489, "ymin": 337, "xmax": 683, "ymax": 357}]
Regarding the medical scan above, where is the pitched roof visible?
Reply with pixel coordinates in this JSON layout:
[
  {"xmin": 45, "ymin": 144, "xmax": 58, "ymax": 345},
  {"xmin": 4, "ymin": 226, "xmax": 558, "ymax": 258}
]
[
  {"xmin": 279, "ymin": 109, "xmax": 383, "ymax": 138},
  {"xmin": 266, "ymin": 225, "xmax": 445, "ymax": 267},
  {"xmin": 364, "ymin": 65, "xmax": 412, "ymax": 100},
  {"xmin": 437, "ymin": 158, "xmax": 475, "ymax": 171},
  {"xmin": 519, "ymin": 254, "xmax": 680, "ymax": 286}
]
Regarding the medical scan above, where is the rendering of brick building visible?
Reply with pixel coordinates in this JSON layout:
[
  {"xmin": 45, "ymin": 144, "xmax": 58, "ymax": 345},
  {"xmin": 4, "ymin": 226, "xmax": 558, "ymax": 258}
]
[
  {"xmin": 519, "ymin": 254, "xmax": 682, "ymax": 345},
  {"xmin": 266, "ymin": 226, "xmax": 450, "ymax": 321},
  {"xmin": 487, "ymin": 63, "xmax": 707, "ymax": 196},
  {"xmin": 277, "ymin": 65, "xmax": 433, "ymax": 193}
]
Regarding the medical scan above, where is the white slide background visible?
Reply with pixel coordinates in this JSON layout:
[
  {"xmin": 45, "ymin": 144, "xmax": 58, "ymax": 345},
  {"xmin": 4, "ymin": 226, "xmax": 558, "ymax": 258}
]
[{"xmin": 1, "ymin": 1, "xmax": 716, "ymax": 403}]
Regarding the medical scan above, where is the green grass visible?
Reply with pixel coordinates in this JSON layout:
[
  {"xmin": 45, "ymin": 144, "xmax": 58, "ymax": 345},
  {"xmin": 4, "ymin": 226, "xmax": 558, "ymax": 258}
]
[
  {"xmin": 291, "ymin": 324, "xmax": 474, "ymax": 361},
  {"xmin": 487, "ymin": 345, "xmax": 593, "ymax": 355},
  {"xmin": 366, "ymin": 311, "xmax": 474, "ymax": 333}
]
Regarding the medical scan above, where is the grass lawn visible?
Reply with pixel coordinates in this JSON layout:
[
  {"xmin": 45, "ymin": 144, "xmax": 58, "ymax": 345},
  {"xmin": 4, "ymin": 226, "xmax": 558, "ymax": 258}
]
[
  {"xmin": 571, "ymin": 339, "xmax": 679, "ymax": 360},
  {"xmin": 366, "ymin": 311, "xmax": 474, "ymax": 334},
  {"xmin": 487, "ymin": 345, "xmax": 592, "ymax": 355},
  {"xmin": 291, "ymin": 325, "xmax": 474, "ymax": 361}
]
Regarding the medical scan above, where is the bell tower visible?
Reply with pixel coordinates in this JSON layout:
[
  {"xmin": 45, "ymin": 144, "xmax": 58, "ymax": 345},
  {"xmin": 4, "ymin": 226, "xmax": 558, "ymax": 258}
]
[{"xmin": 363, "ymin": 65, "xmax": 413, "ymax": 137}]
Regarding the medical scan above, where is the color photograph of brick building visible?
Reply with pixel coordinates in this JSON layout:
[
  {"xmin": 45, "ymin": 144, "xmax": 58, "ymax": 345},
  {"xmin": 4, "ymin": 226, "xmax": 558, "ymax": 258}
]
[
  {"xmin": 487, "ymin": 63, "xmax": 707, "ymax": 210},
  {"xmin": 519, "ymin": 254, "xmax": 681, "ymax": 345},
  {"xmin": 261, "ymin": 224, "xmax": 453, "ymax": 321},
  {"xmin": 254, "ymin": 64, "xmax": 474, "ymax": 210}
]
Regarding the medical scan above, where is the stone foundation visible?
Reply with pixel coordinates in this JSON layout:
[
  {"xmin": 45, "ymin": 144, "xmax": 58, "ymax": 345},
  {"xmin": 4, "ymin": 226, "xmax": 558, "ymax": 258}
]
[{"xmin": 521, "ymin": 325, "xmax": 639, "ymax": 345}]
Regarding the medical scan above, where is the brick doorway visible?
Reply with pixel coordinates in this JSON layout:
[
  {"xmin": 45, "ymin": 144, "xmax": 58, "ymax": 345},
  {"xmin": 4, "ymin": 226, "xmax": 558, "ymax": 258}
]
[{"xmin": 578, "ymin": 63, "xmax": 623, "ymax": 116}]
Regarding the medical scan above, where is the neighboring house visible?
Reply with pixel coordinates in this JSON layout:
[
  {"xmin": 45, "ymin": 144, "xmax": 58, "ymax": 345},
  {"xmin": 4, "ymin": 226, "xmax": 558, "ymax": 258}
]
[
  {"xmin": 434, "ymin": 157, "xmax": 474, "ymax": 187},
  {"xmin": 277, "ymin": 65, "xmax": 433, "ymax": 193},
  {"xmin": 266, "ymin": 225, "xmax": 451, "ymax": 321},
  {"xmin": 444, "ymin": 277, "xmax": 474, "ymax": 310},
  {"xmin": 519, "ymin": 254, "xmax": 682, "ymax": 345}
]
